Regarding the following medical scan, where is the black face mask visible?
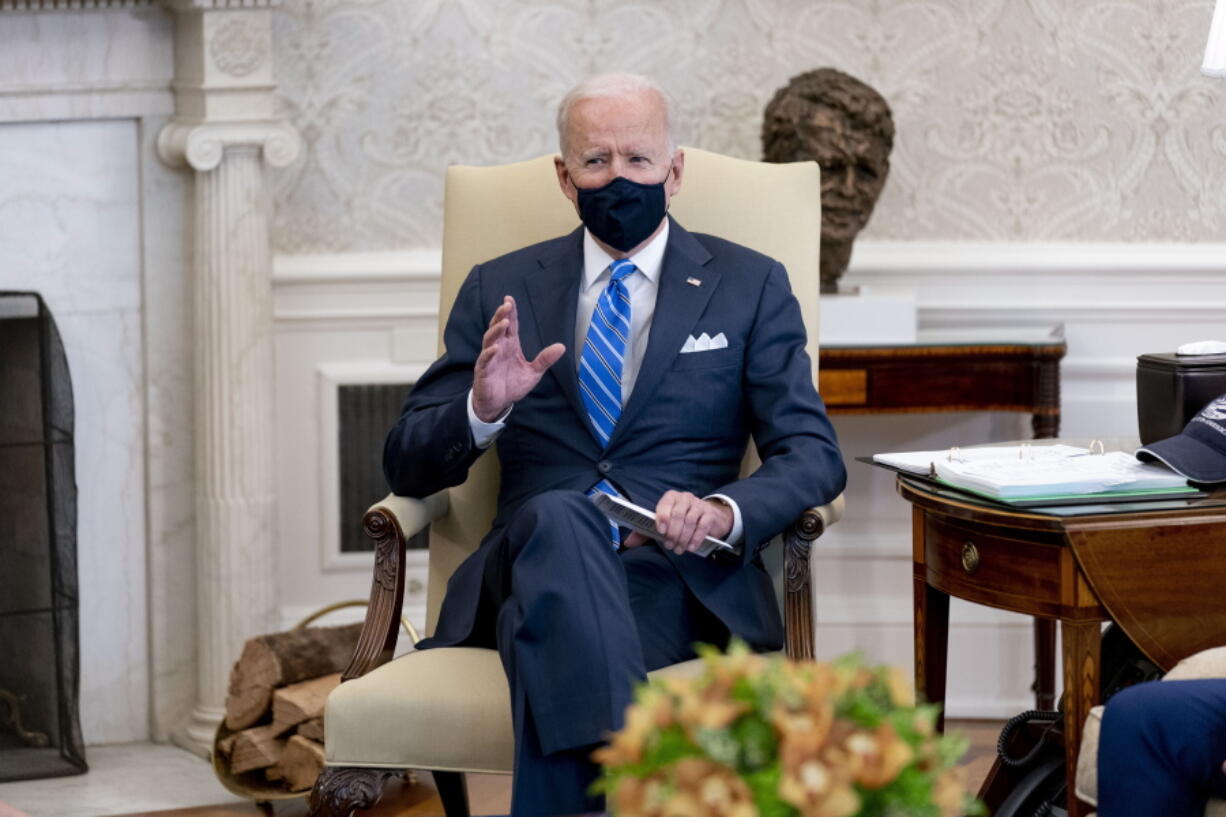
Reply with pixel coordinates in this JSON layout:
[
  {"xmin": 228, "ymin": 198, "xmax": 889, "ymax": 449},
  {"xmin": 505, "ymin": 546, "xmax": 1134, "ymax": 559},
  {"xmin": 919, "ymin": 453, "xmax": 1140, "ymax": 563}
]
[{"xmin": 574, "ymin": 169, "xmax": 671, "ymax": 252}]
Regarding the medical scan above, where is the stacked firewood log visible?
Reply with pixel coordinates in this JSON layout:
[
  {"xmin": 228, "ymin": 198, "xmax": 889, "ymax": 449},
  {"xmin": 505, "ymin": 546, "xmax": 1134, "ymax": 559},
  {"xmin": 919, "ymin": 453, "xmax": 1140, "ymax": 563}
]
[{"xmin": 213, "ymin": 622, "xmax": 362, "ymax": 792}]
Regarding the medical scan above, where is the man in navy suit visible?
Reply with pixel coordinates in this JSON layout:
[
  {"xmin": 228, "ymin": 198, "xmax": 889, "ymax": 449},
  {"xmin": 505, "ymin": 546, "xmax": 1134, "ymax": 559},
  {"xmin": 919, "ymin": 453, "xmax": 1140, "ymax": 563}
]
[{"xmin": 384, "ymin": 72, "xmax": 846, "ymax": 816}]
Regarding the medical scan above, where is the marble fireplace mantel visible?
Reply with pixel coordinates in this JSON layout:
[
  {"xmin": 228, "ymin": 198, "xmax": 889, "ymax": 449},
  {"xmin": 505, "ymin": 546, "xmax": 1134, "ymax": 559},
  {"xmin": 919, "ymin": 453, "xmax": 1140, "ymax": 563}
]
[{"xmin": 0, "ymin": 0, "xmax": 298, "ymax": 755}]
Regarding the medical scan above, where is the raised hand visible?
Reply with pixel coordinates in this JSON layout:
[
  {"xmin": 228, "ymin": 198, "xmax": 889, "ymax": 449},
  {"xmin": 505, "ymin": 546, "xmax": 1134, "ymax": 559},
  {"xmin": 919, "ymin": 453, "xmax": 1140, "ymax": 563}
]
[
  {"xmin": 623, "ymin": 491, "xmax": 734, "ymax": 555},
  {"xmin": 472, "ymin": 296, "xmax": 565, "ymax": 422}
]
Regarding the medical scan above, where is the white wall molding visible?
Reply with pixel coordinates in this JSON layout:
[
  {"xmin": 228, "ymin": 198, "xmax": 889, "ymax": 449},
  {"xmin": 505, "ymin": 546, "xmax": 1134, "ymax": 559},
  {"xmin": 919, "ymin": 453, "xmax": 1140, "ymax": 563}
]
[
  {"xmin": 273, "ymin": 250, "xmax": 442, "ymax": 285},
  {"xmin": 274, "ymin": 306, "xmax": 438, "ymax": 327},
  {"xmin": 0, "ymin": 80, "xmax": 173, "ymax": 122},
  {"xmin": 276, "ymin": 242, "xmax": 1226, "ymax": 297},
  {"xmin": 850, "ymin": 241, "xmax": 1226, "ymax": 278},
  {"xmin": 269, "ymin": 246, "xmax": 1226, "ymax": 341},
  {"xmin": 921, "ymin": 304, "xmax": 1226, "ymax": 326},
  {"xmin": 1060, "ymin": 358, "xmax": 1141, "ymax": 379},
  {"xmin": 0, "ymin": 0, "xmax": 155, "ymax": 10}
]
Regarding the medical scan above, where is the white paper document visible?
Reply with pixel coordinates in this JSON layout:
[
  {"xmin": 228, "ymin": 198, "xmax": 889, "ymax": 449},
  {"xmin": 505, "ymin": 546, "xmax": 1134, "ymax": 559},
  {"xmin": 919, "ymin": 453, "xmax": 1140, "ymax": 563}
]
[
  {"xmin": 589, "ymin": 492, "xmax": 737, "ymax": 558},
  {"xmin": 932, "ymin": 451, "xmax": 1189, "ymax": 499},
  {"xmin": 872, "ymin": 444, "xmax": 1088, "ymax": 476}
]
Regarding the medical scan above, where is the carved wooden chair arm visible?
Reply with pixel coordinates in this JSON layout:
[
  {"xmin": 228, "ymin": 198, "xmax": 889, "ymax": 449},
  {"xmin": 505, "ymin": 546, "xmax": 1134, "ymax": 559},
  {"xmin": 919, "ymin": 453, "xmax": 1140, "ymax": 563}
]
[
  {"xmin": 340, "ymin": 492, "xmax": 449, "ymax": 682},
  {"xmin": 782, "ymin": 493, "xmax": 844, "ymax": 661}
]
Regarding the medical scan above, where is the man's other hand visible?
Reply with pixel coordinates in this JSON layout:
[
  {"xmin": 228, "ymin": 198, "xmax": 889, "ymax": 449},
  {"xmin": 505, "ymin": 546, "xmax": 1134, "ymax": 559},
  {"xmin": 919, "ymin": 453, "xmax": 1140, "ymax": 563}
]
[
  {"xmin": 473, "ymin": 295, "xmax": 565, "ymax": 422},
  {"xmin": 623, "ymin": 491, "xmax": 734, "ymax": 555}
]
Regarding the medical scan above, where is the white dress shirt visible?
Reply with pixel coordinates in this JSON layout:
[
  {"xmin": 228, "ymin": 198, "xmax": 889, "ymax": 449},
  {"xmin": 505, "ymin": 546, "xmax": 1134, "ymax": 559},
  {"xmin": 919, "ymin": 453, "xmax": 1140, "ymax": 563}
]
[{"xmin": 465, "ymin": 220, "xmax": 743, "ymax": 545}]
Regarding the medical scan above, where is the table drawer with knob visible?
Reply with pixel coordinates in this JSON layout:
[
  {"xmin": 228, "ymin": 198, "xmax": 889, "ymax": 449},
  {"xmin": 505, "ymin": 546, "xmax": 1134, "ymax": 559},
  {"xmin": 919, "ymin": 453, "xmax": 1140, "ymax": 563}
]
[{"xmin": 921, "ymin": 514, "xmax": 1066, "ymax": 617}]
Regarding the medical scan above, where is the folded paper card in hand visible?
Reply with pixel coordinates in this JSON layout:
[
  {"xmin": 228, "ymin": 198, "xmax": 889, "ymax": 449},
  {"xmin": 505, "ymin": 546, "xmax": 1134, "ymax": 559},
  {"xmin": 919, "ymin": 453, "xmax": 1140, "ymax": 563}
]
[{"xmin": 589, "ymin": 492, "xmax": 736, "ymax": 558}]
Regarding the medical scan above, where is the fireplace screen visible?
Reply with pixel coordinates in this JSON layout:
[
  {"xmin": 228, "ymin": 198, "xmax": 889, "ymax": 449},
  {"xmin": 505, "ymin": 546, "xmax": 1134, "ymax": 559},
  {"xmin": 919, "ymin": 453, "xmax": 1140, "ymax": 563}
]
[{"xmin": 0, "ymin": 292, "xmax": 86, "ymax": 780}]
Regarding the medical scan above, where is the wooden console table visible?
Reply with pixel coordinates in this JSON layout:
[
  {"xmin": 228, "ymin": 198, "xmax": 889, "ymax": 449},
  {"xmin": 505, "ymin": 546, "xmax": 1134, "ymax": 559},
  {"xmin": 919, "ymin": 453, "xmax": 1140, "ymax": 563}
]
[
  {"xmin": 818, "ymin": 337, "xmax": 1067, "ymax": 438},
  {"xmin": 819, "ymin": 335, "xmax": 1069, "ymax": 709},
  {"xmin": 897, "ymin": 471, "xmax": 1226, "ymax": 817}
]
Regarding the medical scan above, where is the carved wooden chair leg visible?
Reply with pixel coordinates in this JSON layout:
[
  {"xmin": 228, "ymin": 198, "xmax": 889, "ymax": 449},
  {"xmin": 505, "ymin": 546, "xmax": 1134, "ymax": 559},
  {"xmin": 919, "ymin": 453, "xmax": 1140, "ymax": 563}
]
[
  {"xmin": 308, "ymin": 766, "xmax": 400, "ymax": 817},
  {"xmin": 433, "ymin": 770, "xmax": 471, "ymax": 817}
]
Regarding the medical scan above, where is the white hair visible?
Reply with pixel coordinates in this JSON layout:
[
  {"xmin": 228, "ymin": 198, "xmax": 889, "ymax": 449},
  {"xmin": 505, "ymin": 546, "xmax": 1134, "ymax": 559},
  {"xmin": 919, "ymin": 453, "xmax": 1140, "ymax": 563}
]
[{"xmin": 556, "ymin": 72, "xmax": 678, "ymax": 156}]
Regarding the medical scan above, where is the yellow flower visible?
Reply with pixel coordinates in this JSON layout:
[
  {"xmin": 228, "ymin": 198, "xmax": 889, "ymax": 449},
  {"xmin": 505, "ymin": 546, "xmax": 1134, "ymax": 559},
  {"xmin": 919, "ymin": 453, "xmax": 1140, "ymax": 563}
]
[
  {"xmin": 932, "ymin": 767, "xmax": 969, "ymax": 817},
  {"xmin": 669, "ymin": 758, "xmax": 758, "ymax": 817},
  {"xmin": 611, "ymin": 759, "xmax": 759, "ymax": 817},
  {"xmin": 595, "ymin": 687, "xmax": 677, "ymax": 766},
  {"xmin": 842, "ymin": 723, "xmax": 914, "ymax": 789},
  {"xmin": 885, "ymin": 666, "xmax": 916, "ymax": 708},
  {"xmin": 772, "ymin": 662, "xmax": 837, "ymax": 750},
  {"xmin": 678, "ymin": 693, "xmax": 750, "ymax": 732},
  {"xmin": 609, "ymin": 774, "xmax": 668, "ymax": 817},
  {"xmin": 777, "ymin": 752, "xmax": 860, "ymax": 817}
]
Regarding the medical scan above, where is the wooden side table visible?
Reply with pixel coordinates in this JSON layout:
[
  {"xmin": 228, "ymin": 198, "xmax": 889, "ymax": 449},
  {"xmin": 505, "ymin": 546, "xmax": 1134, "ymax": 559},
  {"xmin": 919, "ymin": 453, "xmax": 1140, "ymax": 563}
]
[
  {"xmin": 897, "ymin": 472, "xmax": 1226, "ymax": 817},
  {"xmin": 819, "ymin": 337, "xmax": 1068, "ymax": 708},
  {"xmin": 818, "ymin": 339, "xmax": 1067, "ymax": 438}
]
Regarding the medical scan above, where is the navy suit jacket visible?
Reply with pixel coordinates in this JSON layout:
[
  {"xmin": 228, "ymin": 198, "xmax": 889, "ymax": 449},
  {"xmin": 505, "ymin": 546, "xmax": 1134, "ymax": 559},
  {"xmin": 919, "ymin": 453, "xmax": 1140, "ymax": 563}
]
[{"xmin": 384, "ymin": 218, "xmax": 846, "ymax": 651}]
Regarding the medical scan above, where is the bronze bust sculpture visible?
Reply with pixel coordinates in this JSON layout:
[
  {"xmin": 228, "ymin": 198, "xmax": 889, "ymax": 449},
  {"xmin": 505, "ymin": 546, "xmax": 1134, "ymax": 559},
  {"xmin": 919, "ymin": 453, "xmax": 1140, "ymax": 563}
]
[{"xmin": 762, "ymin": 68, "xmax": 894, "ymax": 293}]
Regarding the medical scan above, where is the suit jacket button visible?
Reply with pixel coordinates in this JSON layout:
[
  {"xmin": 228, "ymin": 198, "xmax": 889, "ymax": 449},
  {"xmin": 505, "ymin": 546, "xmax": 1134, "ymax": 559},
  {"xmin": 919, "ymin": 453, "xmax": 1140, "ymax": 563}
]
[{"xmin": 597, "ymin": 460, "xmax": 612, "ymax": 474}]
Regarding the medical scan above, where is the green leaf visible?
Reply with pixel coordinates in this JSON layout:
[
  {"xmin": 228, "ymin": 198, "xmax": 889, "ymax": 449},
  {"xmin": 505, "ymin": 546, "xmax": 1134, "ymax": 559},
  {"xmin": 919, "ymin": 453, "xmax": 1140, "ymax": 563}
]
[
  {"xmin": 731, "ymin": 715, "xmax": 778, "ymax": 771},
  {"xmin": 743, "ymin": 766, "xmax": 796, "ymax": 817},
  {"xmin": 855, "ymin": 766, "xmax": 939, "ymax": 817},
  {"xmin": 694, "ymin": 727, "xmax": 740, "ymax": 768},
  {"xmin": 642, "ymin": 724, "xmax": 700, "ymax": 770},
  {"xmin": 732, "ymin": 676, "xmax": 757, "ymax": 705},
  {"xmin": 936, "ymin": 731, "xmax": 970, "ymax": 770},
  {"xmin": 962, "ymin": 793, "xmax": 989, "ymax": 816},
  {"xmin": 837, "ymin": 685, "xmax": 890, "ymax": 728}
]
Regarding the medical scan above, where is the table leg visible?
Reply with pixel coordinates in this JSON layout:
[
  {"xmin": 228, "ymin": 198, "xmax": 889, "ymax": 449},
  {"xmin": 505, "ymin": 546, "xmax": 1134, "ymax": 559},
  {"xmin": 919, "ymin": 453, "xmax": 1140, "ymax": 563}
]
[
  {"xmin": 914, "ymin": 576, "xmax": 950, "ymax": 734},
  {"xmin": 1061, "ymin": 618, "xmax": 1101, "ymax": 817},
  {"xmin": 1030, "ymin": 388, "xmax": 1059, "ymax": 711},
  {"xmin": 1033, "ymin": 617, "xmax": 1057, "ymax": 710},
  {"xmin": 1032, "ymin": 358, "xmax": 1061, "ymax": 439}
]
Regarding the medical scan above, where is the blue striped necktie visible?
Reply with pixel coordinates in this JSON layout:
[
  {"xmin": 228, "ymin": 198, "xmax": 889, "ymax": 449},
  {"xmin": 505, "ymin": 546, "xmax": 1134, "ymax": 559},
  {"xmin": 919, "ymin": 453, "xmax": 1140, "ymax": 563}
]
[{"xmin": 579, "ymin": 258, "xmax": 636, "ymax": 547}]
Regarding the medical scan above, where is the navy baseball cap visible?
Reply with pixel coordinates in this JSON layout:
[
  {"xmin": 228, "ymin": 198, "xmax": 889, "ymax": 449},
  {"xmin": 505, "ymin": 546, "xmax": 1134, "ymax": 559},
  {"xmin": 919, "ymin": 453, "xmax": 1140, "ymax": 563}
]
[{"xmin": 1136, "ymin": 393, "xmax": 1226, "ymax": 484}]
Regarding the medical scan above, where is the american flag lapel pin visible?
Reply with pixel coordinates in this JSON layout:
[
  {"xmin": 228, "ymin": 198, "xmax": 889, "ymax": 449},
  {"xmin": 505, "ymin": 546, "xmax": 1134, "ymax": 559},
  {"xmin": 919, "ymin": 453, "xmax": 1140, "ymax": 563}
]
[{"xmin": 685, "ymin": 277, "xmax": 702, "ymax": 287}]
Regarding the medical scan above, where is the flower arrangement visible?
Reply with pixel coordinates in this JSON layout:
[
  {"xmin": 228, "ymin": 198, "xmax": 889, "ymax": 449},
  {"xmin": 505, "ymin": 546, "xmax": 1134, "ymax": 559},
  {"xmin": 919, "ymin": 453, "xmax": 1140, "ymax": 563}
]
[{"xmin": 593, "ymin": 641, "xmax": 981, "ymax": 817}]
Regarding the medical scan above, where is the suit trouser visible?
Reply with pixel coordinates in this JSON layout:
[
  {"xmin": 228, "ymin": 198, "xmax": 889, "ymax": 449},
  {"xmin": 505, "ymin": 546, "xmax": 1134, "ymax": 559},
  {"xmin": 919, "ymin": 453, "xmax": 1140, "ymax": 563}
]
[
  {"xmin": 1098, "ymin": 679, "xmax": 1226, "ymax": 817},
  {"xmin": 485, "ymin": 489, "xmax": 728, "ymax": 817}
]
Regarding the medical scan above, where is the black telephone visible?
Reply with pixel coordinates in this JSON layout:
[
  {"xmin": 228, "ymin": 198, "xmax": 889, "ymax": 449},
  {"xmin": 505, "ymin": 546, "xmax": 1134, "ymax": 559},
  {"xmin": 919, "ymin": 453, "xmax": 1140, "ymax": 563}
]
[{"xmin": 989, "ymin": 624, "xmax": 1161, "ymax": 817}]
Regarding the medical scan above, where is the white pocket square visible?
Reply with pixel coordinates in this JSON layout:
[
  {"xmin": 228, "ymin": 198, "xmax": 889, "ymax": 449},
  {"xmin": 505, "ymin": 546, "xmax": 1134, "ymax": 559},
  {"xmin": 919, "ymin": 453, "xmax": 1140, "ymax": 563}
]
[{"xmin": 680, "ymin": 332, "xmax": 728, "ymax": 353}]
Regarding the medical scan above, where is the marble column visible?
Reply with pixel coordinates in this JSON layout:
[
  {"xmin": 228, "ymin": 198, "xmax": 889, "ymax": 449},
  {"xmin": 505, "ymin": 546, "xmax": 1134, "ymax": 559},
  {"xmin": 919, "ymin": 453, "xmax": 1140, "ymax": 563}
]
[{"xmin": 157, "ymin": 0, "xmax": 300, "ymax": 755}]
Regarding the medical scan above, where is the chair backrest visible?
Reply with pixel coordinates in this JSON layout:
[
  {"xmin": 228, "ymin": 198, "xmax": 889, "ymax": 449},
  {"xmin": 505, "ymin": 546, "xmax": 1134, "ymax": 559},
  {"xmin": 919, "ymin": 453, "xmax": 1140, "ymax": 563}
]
[{"xmin": 425, "ymin": 148, "xmax": 822, "ymax": 635}]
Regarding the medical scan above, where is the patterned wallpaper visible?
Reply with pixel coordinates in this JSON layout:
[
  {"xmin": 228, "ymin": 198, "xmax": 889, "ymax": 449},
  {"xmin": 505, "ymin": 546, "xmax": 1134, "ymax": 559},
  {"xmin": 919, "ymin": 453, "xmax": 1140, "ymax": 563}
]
[{"xmin": 270, "ymin": 0, "xmax": 1226, "ymax": 252}]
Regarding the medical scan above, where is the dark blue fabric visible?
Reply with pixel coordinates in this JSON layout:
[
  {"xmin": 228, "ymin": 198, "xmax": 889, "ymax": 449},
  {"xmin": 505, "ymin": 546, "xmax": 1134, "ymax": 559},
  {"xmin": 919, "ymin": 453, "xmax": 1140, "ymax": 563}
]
[
  {"xmin": 1098, "ymin": 679, "xmax": 1226, "ymax": 817},
  {"xmin": 575, "ymin": 175, "xmax": 669, "ymax": 252},
  {"xmin": 386, "ymin": 219, "xmax": 846, "ymax": 816},
  {"xmin": 488, "ymin": 490, "xmax": 726, "ymax": 816}
]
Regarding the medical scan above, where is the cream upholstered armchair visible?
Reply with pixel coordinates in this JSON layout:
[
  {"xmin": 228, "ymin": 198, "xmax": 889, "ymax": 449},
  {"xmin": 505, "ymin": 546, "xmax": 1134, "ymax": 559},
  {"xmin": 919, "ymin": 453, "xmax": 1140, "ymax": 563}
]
[
  {"xmin": 1074, "ymin": 646, "xmax": 1226, "ymax": 817},
  {"xmin": 308, "ymin": 148, "xmax": 846, "ymax": 817}
]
